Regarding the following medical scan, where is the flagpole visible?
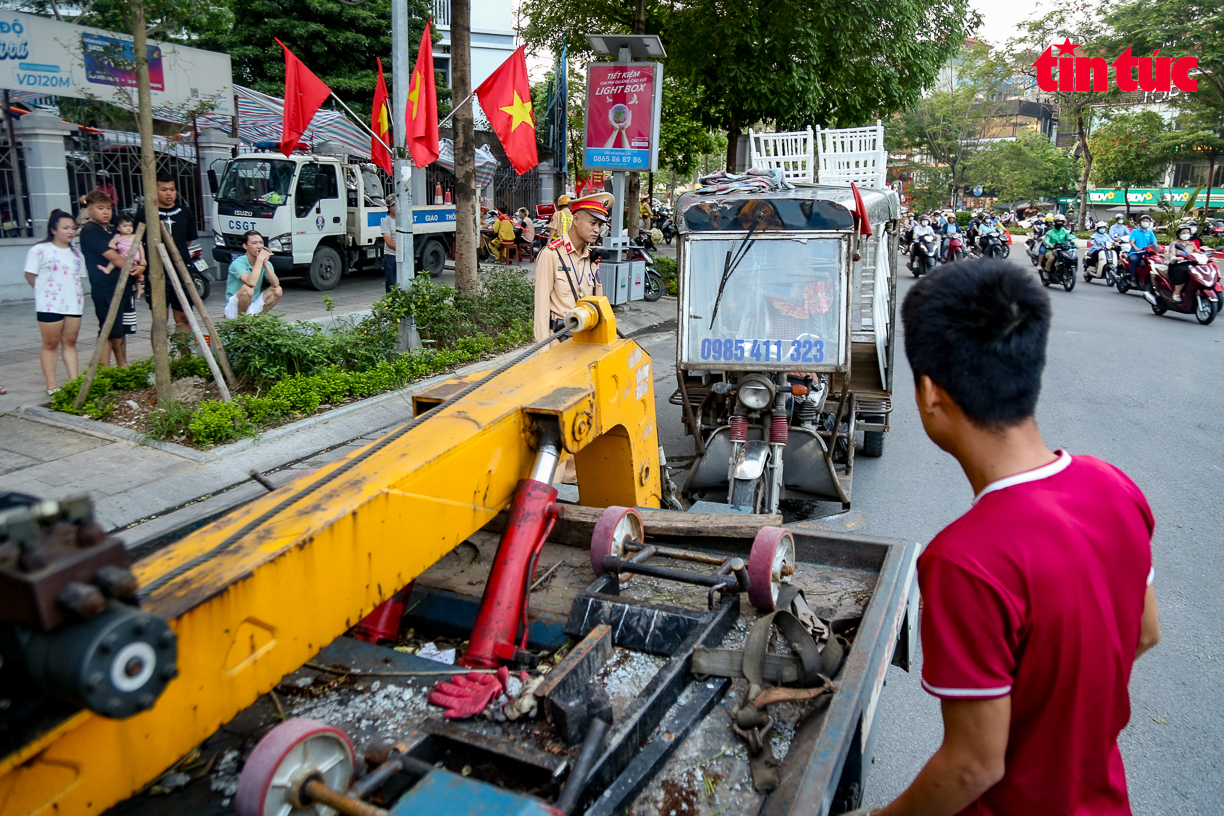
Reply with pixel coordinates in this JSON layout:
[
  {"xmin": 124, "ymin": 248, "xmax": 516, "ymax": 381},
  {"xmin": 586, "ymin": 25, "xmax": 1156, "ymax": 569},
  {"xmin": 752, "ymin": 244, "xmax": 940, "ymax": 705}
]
[
  {"xmin": 437, "ymin": 91, "xmax": 476, "ymax": 130},
  {"xmin": 329, "ymin": 92, "xmax": 394, "ymax": 155}
]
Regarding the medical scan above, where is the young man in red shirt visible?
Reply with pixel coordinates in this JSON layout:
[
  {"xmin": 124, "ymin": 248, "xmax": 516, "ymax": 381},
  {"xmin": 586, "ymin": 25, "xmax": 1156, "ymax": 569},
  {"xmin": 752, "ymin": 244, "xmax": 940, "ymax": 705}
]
[{"xmin": 852, "ymin": 260, "xmax": 1161, "ymax": 816}]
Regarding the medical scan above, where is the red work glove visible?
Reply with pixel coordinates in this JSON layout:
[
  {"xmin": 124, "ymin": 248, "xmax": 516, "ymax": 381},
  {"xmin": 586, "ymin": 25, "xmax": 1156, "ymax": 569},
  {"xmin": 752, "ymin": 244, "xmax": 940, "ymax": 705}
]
[{"xmin": 428, "ymin": 667, "xmax": 508, "ymax": 719}]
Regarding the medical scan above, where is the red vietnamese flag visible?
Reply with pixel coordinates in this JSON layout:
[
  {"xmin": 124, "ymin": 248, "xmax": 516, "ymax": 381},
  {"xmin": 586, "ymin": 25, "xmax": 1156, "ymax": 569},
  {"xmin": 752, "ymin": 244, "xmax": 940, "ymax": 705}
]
[
  {"xmin": 275, "ymin": 39, "xmax": 333, "ymax": 156},
  {"xmin": 371, "ymin": 58, "xmax": 393, "ymax": 174},
  {"xmin": 851, "ymin": 182, "xmax": 873, "ymax": 237},
  {"xmin": 475, "ymin": 46, "xmax": 538, "ymax": 175},
  {"xmin": 406, "ymin": 22, "xmax": 439, "ymax": 166}
]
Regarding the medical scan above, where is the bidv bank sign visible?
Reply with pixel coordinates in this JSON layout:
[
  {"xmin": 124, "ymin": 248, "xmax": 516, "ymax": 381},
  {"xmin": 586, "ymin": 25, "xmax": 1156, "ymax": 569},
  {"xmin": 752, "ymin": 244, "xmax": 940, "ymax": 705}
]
[
  {"xmin": 1033, "ymin": 38, "xmax": 1198, "ymax": 94},
  {"xmin": 0, "ymin": 11, "xmax": 233, "ymax": 116}
]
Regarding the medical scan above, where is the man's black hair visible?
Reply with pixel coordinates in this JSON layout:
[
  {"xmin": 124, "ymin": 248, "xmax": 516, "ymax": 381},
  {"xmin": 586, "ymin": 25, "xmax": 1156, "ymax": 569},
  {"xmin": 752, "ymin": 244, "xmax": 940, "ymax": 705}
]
[
  {"xmin": 156, "ymin": 171, "xmax": 175, "ymax": 186},
  {"xmin": 242, "ymin": 229, "xmax": 263, "ymax": 245},
  {"xmin": 902, "ymin": 260, "xmax": 1051, "ymax": 430}
]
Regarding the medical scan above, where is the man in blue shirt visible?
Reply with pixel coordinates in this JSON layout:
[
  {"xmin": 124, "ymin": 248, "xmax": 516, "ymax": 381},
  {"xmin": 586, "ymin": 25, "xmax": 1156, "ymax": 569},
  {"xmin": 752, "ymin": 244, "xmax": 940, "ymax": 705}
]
[
  {"xmin": 224, "ymin": 230, "xmax": 283, "ymax": 319},
  {"xmin": 1127, "ymin": 217, "xmax": 1158, "ymax": 282},
  {"xmin": 1108, "ymin": 214, "xmax": 1131, "ymax": 243}
]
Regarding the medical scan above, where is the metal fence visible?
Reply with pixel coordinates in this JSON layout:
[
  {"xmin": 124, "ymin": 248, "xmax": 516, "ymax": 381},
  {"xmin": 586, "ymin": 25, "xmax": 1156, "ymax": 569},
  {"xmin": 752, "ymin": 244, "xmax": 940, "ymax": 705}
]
[
  {"xmin": 64, "ymin": 131, "xmax": 204, "ymax": 228},
  {"xmin": 0, "ymin": 132, "xmax": 32, "ymax": 237}
]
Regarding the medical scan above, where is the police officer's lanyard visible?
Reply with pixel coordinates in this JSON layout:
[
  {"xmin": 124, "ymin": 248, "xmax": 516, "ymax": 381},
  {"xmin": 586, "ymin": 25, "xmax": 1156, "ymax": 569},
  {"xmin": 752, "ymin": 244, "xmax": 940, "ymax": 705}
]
[{"xmin": 563, "ymin": 249, "xmax": 599, "ymax": 288}]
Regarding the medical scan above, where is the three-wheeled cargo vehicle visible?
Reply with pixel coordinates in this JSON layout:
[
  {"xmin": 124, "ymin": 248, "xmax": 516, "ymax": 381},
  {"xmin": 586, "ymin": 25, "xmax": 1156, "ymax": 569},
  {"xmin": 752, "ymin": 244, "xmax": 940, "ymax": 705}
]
[{"xmin": 672, "ymin": 184, "xmax": 901, "ymax": 512}]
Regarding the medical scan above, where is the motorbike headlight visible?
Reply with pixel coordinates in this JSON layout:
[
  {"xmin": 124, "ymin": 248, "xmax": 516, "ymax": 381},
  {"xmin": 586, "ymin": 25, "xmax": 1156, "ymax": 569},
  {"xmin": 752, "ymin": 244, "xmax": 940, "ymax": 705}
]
[
  {"xmin": 268, "ymin": 233, "xmax": 292, "ymax": 253},
  {"xmin": 736, "ymin": 377, "xmax": 775, "ymax": 411},
  {"xmin": 213, "ymin": 232, "xmax": 224, "ymax": 247}
]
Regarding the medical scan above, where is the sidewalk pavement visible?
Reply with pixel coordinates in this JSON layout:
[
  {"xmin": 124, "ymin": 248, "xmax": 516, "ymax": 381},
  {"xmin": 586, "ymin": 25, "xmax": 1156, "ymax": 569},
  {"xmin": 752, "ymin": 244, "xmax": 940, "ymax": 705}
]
[{"xmin": 0, "ymin": 290, "xmax": 677, "ymax": 544}]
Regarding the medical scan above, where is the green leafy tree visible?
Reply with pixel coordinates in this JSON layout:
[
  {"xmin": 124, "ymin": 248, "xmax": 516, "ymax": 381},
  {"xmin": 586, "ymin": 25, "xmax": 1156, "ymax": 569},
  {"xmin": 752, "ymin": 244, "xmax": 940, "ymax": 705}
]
[
  {"xmin": 888, "ymin": 42, "xmax": 1010, "ymax": 207},
  {"xmin": 967, "ymin": 134, "xmax": 1079, "ymax": 214},
  {"xmin": 903, "ymin": 164, "xmax": 954, "ymax": 212},
  {"xmin": 1007, "ymin": 7, "xmax": 1119, "ymax": 230},
  {"xmin": 1089, "ymin": 110, "xmax": 1174, "ymax": 218},
  {"xmin": 658, "ymin": 77, "xmax": 717, "ymax": 183},
  {"xmin": 519, "ymin": 0, "xmax": 978, "ymax": 171},
  {"xmin": 198, "ymin": 0, "xmax": 434, "ymax": 120}
]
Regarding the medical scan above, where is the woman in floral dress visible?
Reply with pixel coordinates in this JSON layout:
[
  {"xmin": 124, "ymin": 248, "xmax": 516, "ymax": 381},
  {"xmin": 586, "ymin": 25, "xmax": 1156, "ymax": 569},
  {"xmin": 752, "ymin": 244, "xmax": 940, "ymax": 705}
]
[{"xmin": 24, "ymin": 210, "xmax": 85, "ymax": 394}]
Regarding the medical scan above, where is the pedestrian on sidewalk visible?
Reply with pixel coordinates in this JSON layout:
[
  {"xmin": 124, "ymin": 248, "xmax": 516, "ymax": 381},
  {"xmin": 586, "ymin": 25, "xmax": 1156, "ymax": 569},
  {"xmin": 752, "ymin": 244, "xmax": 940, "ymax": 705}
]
[
  {"xmin": 381, "ymin": 197, "xmax": 398, "ymax": 293},
  {"xmin": 848, "ymin": 260, "xmax": 1160, "ymax": 816},
  {"xmin": 224, "ymin": 230, "xmax": 283, "ymax": 318},
  {"xmin": 24, "ymin": 209, "xmax": 84, "ymax": 394},
  {"xmin": 135, "ymin": 172, "xmax": 197, "ymax": 347},
  {"xmin": 79, "ymin": 191, "xmax": 134, "ymax": 367}
]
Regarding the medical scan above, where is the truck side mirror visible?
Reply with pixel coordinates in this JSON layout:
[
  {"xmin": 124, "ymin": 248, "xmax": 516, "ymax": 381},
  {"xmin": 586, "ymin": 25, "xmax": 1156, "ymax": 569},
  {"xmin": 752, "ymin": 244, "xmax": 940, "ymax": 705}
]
[{"xmin": 207, "ymin": 169, "xmax": 218, "ymax": 196}]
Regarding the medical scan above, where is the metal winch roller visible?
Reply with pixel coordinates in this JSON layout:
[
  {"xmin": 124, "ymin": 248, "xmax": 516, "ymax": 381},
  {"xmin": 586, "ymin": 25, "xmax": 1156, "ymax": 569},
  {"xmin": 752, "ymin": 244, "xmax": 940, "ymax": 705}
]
[{"xmin": 0, "ymin": 494, "xmax": 178, "ymax": 723}]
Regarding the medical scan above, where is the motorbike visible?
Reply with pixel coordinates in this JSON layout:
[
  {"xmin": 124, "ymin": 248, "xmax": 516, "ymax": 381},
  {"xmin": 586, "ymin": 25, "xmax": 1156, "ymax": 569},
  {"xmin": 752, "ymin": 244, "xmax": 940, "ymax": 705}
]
[
  {"xmin": 626, "ymin": 244, "xmax": 664, "ymax": 302},
  {"xmin": 912, "ymin": 233, "xmax": 939, "ymax": 276},
  {"xmin": 942, "ymin": 231, "xmax": 965, "ymax": 264},
  {"xmin": 187, "ymin": 243, "xmax": 212, "ymax": 300},
  {"xmin": 659, "ymin": 216, "xmax": 676, "ymax": 245},
  {"xmin": 1000, "ymin": 228, "xmax": 1013, "ymax": 258},
  {"xmin": 978, "ymin": 224, "xmax": 1004, "ymax": 259},
  {"xmin": 1146, "ymin": 249, "xmax": 1222, "ymax": 325},
  {"xmin": 1083, "ymin": 240, "xmax": 1120, "ymax": 285},
  {"xmin": 1115, "ymin": 243, "xmax": 1154, "ymax": 295},
  {"xmin": 1025, "ymin": 232, "xmax": 1044, "ymax": 266},
  {"xmin": 1039, "ymin": 241, "xmax": 1077, "ymax": 291},
  {"xmin": 900, "ymin": 226, "xmax": 913, "ymax": 256}
]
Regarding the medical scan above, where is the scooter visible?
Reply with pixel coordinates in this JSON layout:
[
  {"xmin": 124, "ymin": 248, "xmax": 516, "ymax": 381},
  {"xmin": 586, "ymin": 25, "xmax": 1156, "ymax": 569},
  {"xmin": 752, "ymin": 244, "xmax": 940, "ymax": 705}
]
[
  {"xmin": 1000, "ymin": 228, "xmax": 1013, "ymax": 258},
  {"xmin": 1025, "ymin": 233, "xmax": 1044, "ymax": 266},
  {"xmin": 1146, "ymin": 250, "xmax": 1222, "ymax": 325},
  {"xmin": 900, "ymin": 226, "xmax": 914, "ymax": 256},
  {"xmin": 911, "ymin": 234, "xmax": 939, "ymax": 276},
  {"xmin": 1115, "ymin": 244, "xmax": 1155, "ymax": 295},
  {"xmin": 978, "ymin": 224, "xmax": 1004, "ymax": 259},
  {"xmin": 943, "ymin": 231, "xmax": 965, "ymax": 264},
  {"xmin": 1038, "ymin": 241, "xmax": 1077, "ymax": 292},
  {"xmin": 1083, "ymin": 240, "xmax": 1120, "ymax": 286},
  {"xmin": 627, "ymin": 244, "xmax": 664, "ymax": 302}
]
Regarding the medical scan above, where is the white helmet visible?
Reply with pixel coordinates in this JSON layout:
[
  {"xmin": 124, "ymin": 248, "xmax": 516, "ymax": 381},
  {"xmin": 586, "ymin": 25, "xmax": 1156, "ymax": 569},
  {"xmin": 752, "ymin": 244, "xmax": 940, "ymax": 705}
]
[{"xmin": 1115, "ymin": 214, "xmax": 1125, "ymax": 222}]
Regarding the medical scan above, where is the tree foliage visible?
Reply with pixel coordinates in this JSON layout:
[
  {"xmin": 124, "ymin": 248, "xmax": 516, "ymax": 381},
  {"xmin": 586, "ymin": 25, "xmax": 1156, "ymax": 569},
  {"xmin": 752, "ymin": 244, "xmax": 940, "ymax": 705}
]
[
  {"xmin": 518, "ymin": 0, "xmax": 978, "ymax": 171},
  {"xmin": 1105, "ymin": 0, "xmax": 1224, "ymax": 111},
  {"xmin": 1089, "ymin": 110, "xmax": 1173, "ymax": 191},
  {"xmin": 198, "ymin": 0, "xmax": 434, "ymax": 120},
  {"xmin": 658, "ymin": 77, "xmax": 717, "ymax": 181},
  {"xmin": 19, "ymin": 0, "xmax": 232, "ymax": 39},
  {"xmin": 968, "ymin": 133, "xmax": 1079, "ymax": 207}
]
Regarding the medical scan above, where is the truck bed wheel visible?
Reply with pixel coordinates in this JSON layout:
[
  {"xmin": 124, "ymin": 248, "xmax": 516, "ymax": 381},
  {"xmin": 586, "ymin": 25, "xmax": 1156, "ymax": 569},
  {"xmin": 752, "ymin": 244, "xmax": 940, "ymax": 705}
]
[
  {"xmin": 308, "ymin": 246, "xmax": 343, "ymax": 291},
  {"xmin": 419, "ymin": 239, "xmax": 446, "ymax": 278}
]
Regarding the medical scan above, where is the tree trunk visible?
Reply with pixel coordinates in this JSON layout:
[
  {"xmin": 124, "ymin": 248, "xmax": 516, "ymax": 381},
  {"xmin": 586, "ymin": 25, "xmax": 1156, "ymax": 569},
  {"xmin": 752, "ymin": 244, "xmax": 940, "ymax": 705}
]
[
  {"xmin": 131, "ymin": 4, "xmax": 169, "ymax": 402},
  {"xmin": 1075, "ymin": 111, "xmax": 1091, "ymax": 232},
  {"xmin": 1205, "ymin": 155, "xmax": 1216, "ymax": 225},
  {"xmin": 451, "ymin": 0, "xmax": 478, "ymax": 294},
  {"xmin": 725, "ymin": 116, "xmax": 740, "ymax": 173},
  {"xmin": 1125, "ymin": 187, "xmax": 1131, "ymax": 219}
]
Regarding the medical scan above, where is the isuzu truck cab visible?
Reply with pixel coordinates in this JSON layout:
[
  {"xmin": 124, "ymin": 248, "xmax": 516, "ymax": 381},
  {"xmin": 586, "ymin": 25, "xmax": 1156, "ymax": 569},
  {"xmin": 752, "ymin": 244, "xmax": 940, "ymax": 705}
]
[{"xmin": 208, "ymin": 150, "xmax": 455, "ymax": 290}]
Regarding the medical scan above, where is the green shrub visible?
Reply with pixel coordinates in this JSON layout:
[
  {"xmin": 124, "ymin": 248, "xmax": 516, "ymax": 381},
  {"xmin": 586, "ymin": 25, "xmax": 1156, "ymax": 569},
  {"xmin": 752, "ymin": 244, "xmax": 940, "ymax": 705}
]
[
  {"xmin": 956, "ymin": 211, "xmax": 971, "ymax": 228},
  {"xmin": 267, "ymin": 377, "xmax": 322, "ymax": 415},
  {"xmin": 654, "ymin": 256, "xmax": 678, "ymax": 296},
  {"xmin": 188, "ymin": 400, "xmax": 254, "ymax": 447},
  {"xmin": 170, "ymin": 355, "xmax": 212, "ymax": 380},
  {"xmin": 243, "ymin": 395, "xmax": 291, "ymax": 425},
  {"xmin": 146, "ymin": 401, "xmax": 194, "ymax": 441}
]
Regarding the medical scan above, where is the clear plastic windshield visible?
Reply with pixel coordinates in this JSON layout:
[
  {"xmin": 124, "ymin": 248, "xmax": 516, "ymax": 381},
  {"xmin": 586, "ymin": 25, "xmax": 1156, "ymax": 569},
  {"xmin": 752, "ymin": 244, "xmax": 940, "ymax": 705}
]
[
  {"xmin": 217, "ymin": 159, "xmax": 297, "ymax": 207},
  {"xmin": 681, "ymin": 234, "xmax": 848, "ymax": 370}
]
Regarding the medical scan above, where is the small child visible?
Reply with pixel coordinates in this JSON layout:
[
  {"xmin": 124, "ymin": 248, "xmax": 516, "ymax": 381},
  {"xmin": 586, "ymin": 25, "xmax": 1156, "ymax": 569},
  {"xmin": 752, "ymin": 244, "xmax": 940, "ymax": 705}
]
[{"xmin": 100, "ymin": 214, "xmax": 146, "ymax": 300}]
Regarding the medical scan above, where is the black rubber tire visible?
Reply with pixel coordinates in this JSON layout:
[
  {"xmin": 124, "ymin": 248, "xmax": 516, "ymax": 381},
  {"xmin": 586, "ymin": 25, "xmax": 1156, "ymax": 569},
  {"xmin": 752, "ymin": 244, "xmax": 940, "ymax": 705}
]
[
  {"xmin": 643, "ymin": 270, "xmax": 663, "ymax": 302},
  {"xmin": 307, "ymin": 246, "xmax": 343, "ymax": 291},
  {"xmin": 418, "ymin": 239, "xmax": 447, "ymax": 278},
  {"xmin": 730, "ymin": 478, "xmax": 759, "ymax": 511},
  {"xmin": 1039, "ymin": 268, "xmax": 1050, "ymax": 286},
  {"xmin": 1150, "ymin": 296, "xmax": 1167, "ymax": 315},
  {"xmin": 1002, "ymin": 242, "xmax": 1011, "ymax": 258},
  {"xmin": 190, "ymin": 271, "xmax": 211, "ymax": 301},
  {"xmin": 862, "ymin": 431, "xmax": 885, "ymax": 457},
  {"xmin": 1063, "ymin": 269, "xmax": 1076, "ymax": 292},
  {"xmin": 1195, "ymin": 294, "xmax": 1217, "ymax": 325},
  {"xmin": 1116, "ymin": 276, "xmax": 1131, "ymax": 294}
]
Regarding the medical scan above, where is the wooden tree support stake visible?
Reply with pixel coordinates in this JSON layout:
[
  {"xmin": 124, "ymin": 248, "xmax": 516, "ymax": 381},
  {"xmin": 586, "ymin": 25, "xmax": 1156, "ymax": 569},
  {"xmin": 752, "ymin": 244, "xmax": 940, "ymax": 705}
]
[
  {"xmin": 159, "ymin": 221, "xmax": 236, "ymax": 390},
  {"xmin": 75, "ymin": 223, "xmax": 146, "ymax": 411},
  {"xmin": 159, "ymin": 244, "xmax": 231, "ymax": 403}
]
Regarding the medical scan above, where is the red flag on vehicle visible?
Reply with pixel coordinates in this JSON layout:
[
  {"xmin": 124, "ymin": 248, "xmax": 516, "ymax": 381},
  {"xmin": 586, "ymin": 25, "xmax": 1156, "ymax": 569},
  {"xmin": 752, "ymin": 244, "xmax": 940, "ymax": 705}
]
[
  {"xmin": 406, "ymin": 22, "xmax": 440, "ymax": 167},
  {"xmin": 851, "ymin": 183, "xmax": 873, "ymax": 237},
  {"xmin": 276, "ymin": 39, "xmax": 333, "ymax": 157},
  {"xmin": 475, "ymin": 46, "xmax": 538, "ymax": 175},
  {"xmin": 371, "ymin": 58, "xmax": 393, "ymax": 175}
]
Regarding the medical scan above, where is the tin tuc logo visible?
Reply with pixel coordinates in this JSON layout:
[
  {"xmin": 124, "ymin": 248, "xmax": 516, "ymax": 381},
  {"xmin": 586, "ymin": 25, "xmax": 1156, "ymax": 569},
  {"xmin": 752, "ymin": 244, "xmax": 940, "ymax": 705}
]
[{"xmin": 1033, "ymin": 38, "xmax": 1197, "ymax": 93}]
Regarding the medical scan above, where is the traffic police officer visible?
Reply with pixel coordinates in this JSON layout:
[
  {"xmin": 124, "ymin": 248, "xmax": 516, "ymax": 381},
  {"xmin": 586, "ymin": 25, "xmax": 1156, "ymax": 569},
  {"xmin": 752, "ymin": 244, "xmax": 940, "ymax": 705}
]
[{"xmin": 533, "ymin": 192, "xmax": 612, "ymax": 342}]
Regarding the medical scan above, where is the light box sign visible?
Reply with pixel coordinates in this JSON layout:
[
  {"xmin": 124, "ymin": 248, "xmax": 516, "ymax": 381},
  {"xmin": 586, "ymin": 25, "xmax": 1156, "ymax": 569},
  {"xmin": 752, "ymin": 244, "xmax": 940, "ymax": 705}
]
[
  {"xmin": 0, "ymin": 12, "xmax": 233, "ymax": 116},
  {"xmin": 583, "ymin": 62, "xmax": 663, "ymax": 172}
]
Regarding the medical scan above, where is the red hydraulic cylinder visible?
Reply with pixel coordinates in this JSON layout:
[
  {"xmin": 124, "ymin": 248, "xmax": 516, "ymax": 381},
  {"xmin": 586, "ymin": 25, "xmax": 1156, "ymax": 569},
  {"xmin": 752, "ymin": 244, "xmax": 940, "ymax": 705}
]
[{"xmin": 461, "ymin": 478, "xmax": 558, "ymax": 668}]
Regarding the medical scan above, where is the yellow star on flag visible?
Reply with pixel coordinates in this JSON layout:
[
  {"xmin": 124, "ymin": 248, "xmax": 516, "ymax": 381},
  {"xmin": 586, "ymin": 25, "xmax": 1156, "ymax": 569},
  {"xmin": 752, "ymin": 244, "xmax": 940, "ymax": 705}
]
[
  {"xmin": 409, "ymin": 69, "xmax": 422, "ymax": 119},
  {"xmin": 499, "ymin": 91, "xmax": 534, "ymax": 132},
  {"xmin": 377, "ymin": 101, "xmax": 390, "ymax": 137}
]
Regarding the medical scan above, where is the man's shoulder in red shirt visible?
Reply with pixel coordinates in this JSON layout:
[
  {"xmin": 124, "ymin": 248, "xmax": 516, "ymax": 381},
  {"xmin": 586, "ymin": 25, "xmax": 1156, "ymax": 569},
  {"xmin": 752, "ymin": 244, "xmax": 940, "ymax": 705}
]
[{"xmin": 918, "ymin": 452, "xmax": 1154, "ymax": 816}]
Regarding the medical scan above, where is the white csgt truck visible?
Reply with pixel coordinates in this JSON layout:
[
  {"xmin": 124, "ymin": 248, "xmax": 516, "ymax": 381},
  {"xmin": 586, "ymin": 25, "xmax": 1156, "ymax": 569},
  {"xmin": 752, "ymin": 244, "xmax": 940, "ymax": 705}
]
[{"xmin": 207, "ymin": 149, "xmax": 455, "ymax": 290}]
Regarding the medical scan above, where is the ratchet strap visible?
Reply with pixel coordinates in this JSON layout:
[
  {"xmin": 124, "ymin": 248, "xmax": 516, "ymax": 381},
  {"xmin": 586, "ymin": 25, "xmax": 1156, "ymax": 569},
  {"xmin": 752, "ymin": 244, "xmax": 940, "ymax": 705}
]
[{"xmin": 693, "ymin": 587, "xmax": 842, "ymax": 792}]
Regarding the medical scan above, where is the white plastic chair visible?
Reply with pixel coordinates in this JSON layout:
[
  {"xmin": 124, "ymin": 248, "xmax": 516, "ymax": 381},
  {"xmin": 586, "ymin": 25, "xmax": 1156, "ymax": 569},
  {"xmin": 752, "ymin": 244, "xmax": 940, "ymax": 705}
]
[
  {"xmin": 815, "ymin": 120, "xmax": 887, "ymax": 190},
  {"xmin": 748, "ymin": 128, "xmax": 815, "ymax": 183}
]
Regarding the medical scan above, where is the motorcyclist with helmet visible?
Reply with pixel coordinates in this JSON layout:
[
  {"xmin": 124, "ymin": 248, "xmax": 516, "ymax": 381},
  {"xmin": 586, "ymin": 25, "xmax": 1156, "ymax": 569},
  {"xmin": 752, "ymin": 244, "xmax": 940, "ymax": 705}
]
[
  {"xmin": 1108, "ymin": 214, "xmax": 1131, "ymax": 243},
  {"xmin": 1165, "ymin": 225, "xmax": 1199, "ymax": 303},
  {"xmin": 1041, "ymin": 213, "xmax": 1074, "ymax": 272},
  {"xmin": 1128, "ymin": 217, "xmax": 1159, "ymax": 284},
  {"xmin": 909, "ymin": 214, "xmax": 936, "ymax": 269},
  {"xmin": 1085, "ymin": 223, "xmax": 1114, "ymax": 272}
]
